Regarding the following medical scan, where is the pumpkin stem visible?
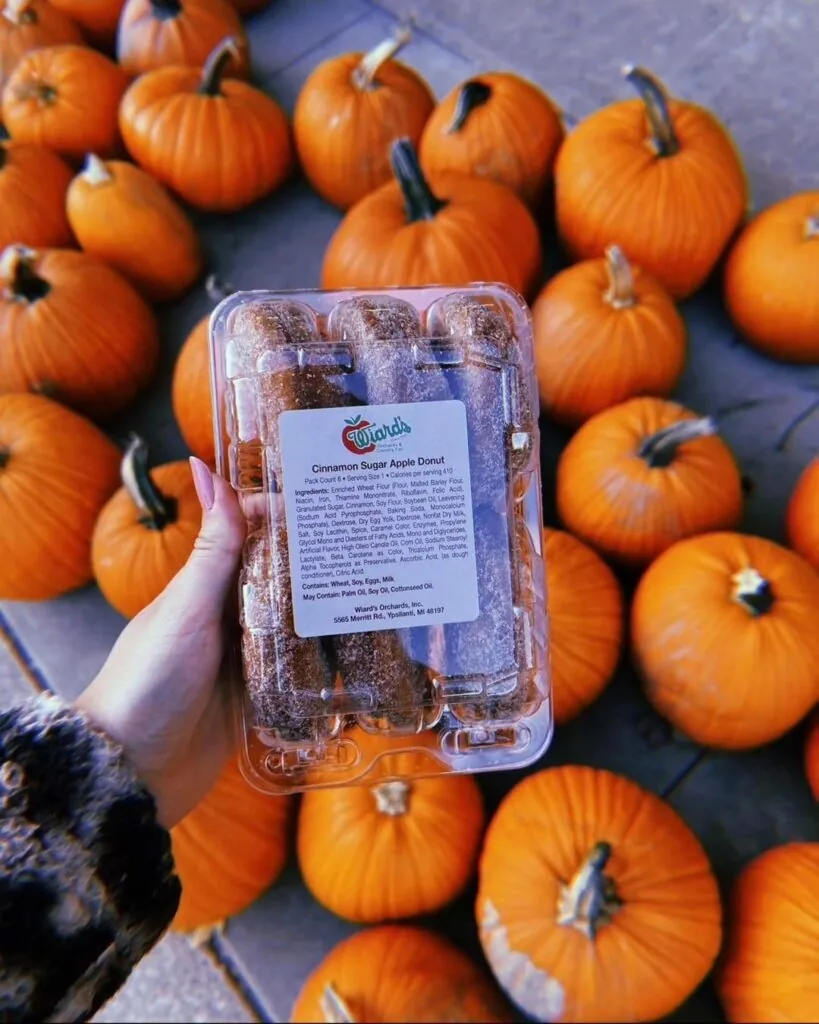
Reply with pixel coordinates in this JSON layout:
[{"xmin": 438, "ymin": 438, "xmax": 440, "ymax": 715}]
[
  {"xmin": 371, "ymin": 779, "xmax": 411, "ymax": 816},
  {"xmin": 320, "ymin": 984, "xmax": 357, "ymax": 1024},
  {"xmin": 351, "ymin": 20, "xmax": 413, "ymax": 91},
  {"xmin": 638, "ymin": 416, "xmax": 716, "ymax": 468},
  {"xmin": 0, "ymin": 245, "xmax": 50, "ymax": 303},
  {"xmin": 80, "ymin": 153, "xmax": 113, "ymax": 186},
  {"xmin": 557, "ymin": 841, "xmax": 622, "ymax": 940},
  {"xmin": 0, "ymin": 447, "xmax": 9, "ymax": 470},
  {"xmin": 121, "ymin": 434, "xmax": 177, "ymax": 531},
  {"xmin": 449, "ymin": 79, "xmax": 493, "ymax": 133},
  {"xmin": 149, "ymin": 0, "xmax": 182, "ymax": 18},
  {"xmin": 603, "ymin": 245, "xmax": 636, "ymax": 309},
  {"xmin": 199, "ymin": 37, "xmax": 240, "ymax": 97},
  {"xmin": 731, "ymin": 567, "xmax": 774, "ymax": 616},
  {"xmin": 205, "ymin": 272, "xmax": 233, "ymax": 302},
  {"xmin": 390, "ymin": 138, "xmax": 446, "ymax": 223},
  {"xmin": 2, "ymin": 0, "xmax": 37, "ymax": 26},
  {"xmin": 0, "ymin": 124, "xmax": 9, "ymax": 142},
  {"xmin": 622, "ymin": 64, "xmax": 680, "ymax": 158},
  {"xmin": 804, "ymin": 216, "xmax": 819, "ymax": 240}
]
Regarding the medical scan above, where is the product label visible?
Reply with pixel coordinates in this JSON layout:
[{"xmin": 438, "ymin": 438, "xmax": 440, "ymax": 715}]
[{"xmin": 279, "ymin": 400, "xmax": 480, "ymax": 638}]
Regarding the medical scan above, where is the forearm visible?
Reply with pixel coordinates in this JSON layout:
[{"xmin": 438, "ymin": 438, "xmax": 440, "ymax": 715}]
[{"xmin": 0, "ymin": 693, "xmax": 180, "ymax": 1024}]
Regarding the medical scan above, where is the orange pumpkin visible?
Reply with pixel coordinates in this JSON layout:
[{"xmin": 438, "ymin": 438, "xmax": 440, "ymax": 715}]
[
  {"xmin": 420, "ymin": 71, "xmax": 563, "ymax": 208},
  {"xmin": 532, "ymin": 245, "xmax": 687, "ymax": 426},
  {"xmin": 0, "ymin": 392, "xmax": 121, "ymax": 600},
  {"xmin": 632, "ymin": 531, "xmax": 819, "ymax": 750},
  {"xmin": 172, "ymin": 315, "xmax": 214, "ymax": 464},
  {"xmin": 785, "ymin": 456, "xmax": 819, "ymax": 571},
  {"xmin": 91, "ymin": 436, "xmax": 201, "ymax": 619},
  {"xmin": 291, "ymin": 925, "xmax": 513, "ymax": 1024},
  {"xmin": 806, "ymin": 713, "xmax": 819, "ymax": 801},
  {"xmin": 0, "ymin": 244, "xmax": 159, "ymax": 419},
  {"xmin": 117, "ymin": 0, "xmax": 249, "ymax": 79},
  {"xmin": 66, "ymin": 153, "xmax": 203, "ymax": 302},
  {"xmin": 0, "ymin": 139, "xmax": 74, "ymax": 249},
  {"xmin": 321, "ymin": 137, "xmax": 542, "ymax": 297},
  {"xmin": 49, "ymin": 0, "xmax": 125, "ymax": 49},
  {"xmin": 2, "ymin": 43, "xmax": 128, "ymax": 162},
  {"xmin": 724, "ymin": 191, "xmax": 819, "ymax": 363},
  {"xmin": 171, "ymin": 754, "xmax": 294, "ymax": 934},
  {"xmin": 294, "ymin": 24, "xmax": 434, "ymax": 211},
  {"xmin": 556, "ymin": 397, "xmax": 743, "ymax": 566},
  {"xmin": 717, "ymin": 842, "xmax": 819, "ymax": 1022},
  {"xmin": 0, "ymin": 0, "xmax": 83, "ymax": 95},
  {"xmin": 298, "ymin": 728, "xmax": 484, "ymax": 923},
  {"xmin": 119, "ymin": 36, "xmax": 292, "ymax": 212},
  {"xmin": 477, "ymin": 765, "xmax": 721, "ymax": 1023},
  {"xmin": 544, "ymin": 528, "xmax": 623, "ymax": 725},
  {"xmin": 555, "ymin": 66, "xmax": 747, "ymax": 299}
]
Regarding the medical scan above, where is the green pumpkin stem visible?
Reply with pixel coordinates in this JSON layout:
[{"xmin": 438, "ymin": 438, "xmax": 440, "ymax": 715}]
[
  {"xmin": 149, "ymin": 0, "xmax": 182, "ymax": 18},
  {"xmin": 320, "ymin": 984, "xmax": 357, "ymax": 1024},
  {"xmin": 731, "ymin": 567, "xmax": 774, "ymax": 616},
  {"xmin": 623, "ymin": 64, "xmax": 680, "ymax": 157},
  {"xmin": 121, "ymin": 434, "xmax": 176, "ymax": 531},
  {"xmin": 390, "ymin": 138, "xmax": 446, "ymax": 223},
  {"xmin": 199, "ymin": 37, "xmax": 240, "ymax": 97},
  {"xmin": 557, "ymin": 841, "xmax": 622, "ymax": 940},
  {"xmin": 0, "ymin": 245, "xmax": 51, "ymax": 303},
  {"xmin": 603, "ymin": 245, "xmax": 636, "ymax": 308},
  {"xmin": 449, "ymin": 79, "xmax": 492, "ymax": 133},
  {"xmin": 804, "ymin": 216, "xmax": 819, "ymax": 240},
  {"xmin": 352, "ymin": 22, "xmax": 413, "ymax": 91},
  {"xmin": 638, "ymin": 416, "xmax": 716, "ymax": 468}
]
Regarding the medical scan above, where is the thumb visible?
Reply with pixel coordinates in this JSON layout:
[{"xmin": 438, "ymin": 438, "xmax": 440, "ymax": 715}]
[{"xmin": 162, "ymin": 457, "xmax": 246, "ymax": 621}]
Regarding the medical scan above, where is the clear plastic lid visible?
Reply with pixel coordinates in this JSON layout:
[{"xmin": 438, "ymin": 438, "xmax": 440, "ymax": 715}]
[{"xmin": 210, "ymin": 284, "xmax": 552, "ymax": 793}]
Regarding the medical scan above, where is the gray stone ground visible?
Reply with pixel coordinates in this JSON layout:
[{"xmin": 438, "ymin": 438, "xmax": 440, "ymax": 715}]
[{"xmin": 1, "ymin": 0, "xmax": 818, "ymax": 1020}]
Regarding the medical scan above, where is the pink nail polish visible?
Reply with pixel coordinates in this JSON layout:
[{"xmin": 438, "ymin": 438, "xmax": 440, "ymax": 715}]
[{"xmin": 190, "ymin": 457, "xmax": 215, "ymax": 511}]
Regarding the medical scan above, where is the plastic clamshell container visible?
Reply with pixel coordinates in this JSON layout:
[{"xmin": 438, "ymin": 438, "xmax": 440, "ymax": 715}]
[{"xmin": 210, "ymin": 284, "xmax": 552, "ymax": 794}]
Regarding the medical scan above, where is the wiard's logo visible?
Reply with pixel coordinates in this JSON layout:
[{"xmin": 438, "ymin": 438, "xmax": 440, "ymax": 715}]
[{"xmin": 341, "ymin": 414, "xmax": 412, "ymax": 455}]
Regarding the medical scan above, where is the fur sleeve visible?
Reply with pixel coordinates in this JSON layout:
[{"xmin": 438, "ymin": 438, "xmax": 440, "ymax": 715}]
[{"xmin": 0, "ymin": 693, "xmax": 181, "ymax": 1023}]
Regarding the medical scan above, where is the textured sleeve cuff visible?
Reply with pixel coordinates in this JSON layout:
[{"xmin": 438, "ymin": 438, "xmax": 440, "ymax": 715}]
[{"xmin": 0, "ymin": 693, "xmax": 181, "ymax": 1024}]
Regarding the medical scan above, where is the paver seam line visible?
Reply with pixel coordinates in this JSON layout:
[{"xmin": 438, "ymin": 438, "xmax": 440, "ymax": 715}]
[
  {"xmin": 0, "ymin": 610, "xmax": 48, "ymax": 694},
  {"xmin": 265, "ymin": 7, "xmax": 373, "ymax": 78},
  {"xmin": 660, "ymin": 747, "xmax": 709, "ymax": 799},
  {"xmin": 210, "ymin": 929, "xmax": 276, "ymax": 1023}
]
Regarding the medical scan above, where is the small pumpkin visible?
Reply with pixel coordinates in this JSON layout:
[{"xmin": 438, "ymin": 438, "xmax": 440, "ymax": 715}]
[
  {"xmin": 0, "ymin": 139, "xmax": 74, "ymax": 249},
  {"xmin": 717, "ymin": 842, "xmax": 819, "ymax": 1023},
  {"xmin": 173, "ymin": 315, "xmax": 213, "ymax": 463},
  {"xmin": 294, "ymin": 23, "xmax": 434, "ymax": 211},
  {"xmin": 92, "ymin": 436, "xmax": 201, "ymax": 619},
  {"xmin": 49, "ymin": 0, "xmax": 125, "ymax": 49},
  {"xmin": 724, "ymin": 191, "xmax": 819, "ymax": 363},
  {"xmin": 632, "ymin": 531, "xmax": 819, "ymax": 750},
  {"xmin": 556, "ymin": 397, "xmax": 743, "ymax": 566},
  {"xmin": 321, "ymin": 137, "xmax": 541, "ymax": 296},
  {"xmin": 545, "ymin": 528, "xmax": 624, "ymax": 725},
  {"xmin": 477, "ymin": 765, "xmax": 722, "ymax": 1023},
  {"xmin": 555, "ymin": 65, "xmax": 748, "ymax": 299},
  {"xmin": 66, "ymin": 153, "xmax": 203, "ymax": 302},
  {"xmin": 171, "ymin": 754, "xmax": 294, "ymax": 934},
  {"xmin": 119, "ymin": 36, "xmax": 292, "ymax": 212},
  {"xmin": 420, "ymin": 71, "xmax": 563, "ymax": 208},
  {"xmin": 117, "ymin": 0, "xmax": 249, "ymax": 79},
  {"xmin": 532, "ymin": 245, "xmax": 687, "ymax": 426},
  {"xmin": 298, "ymin": 728, "xmax": 485, "ymax": 923},
  {"xmin": 0, "ymin": 392, "xmax": 121, "ymax": 600},
  {"xmin": 0, "ymin": 244, "xmax": 159, "ymax": 419},
  {"xmin": 2, "ymin": 43, "xmax": 128, "ymax": 162},
  {"xmin": 0, "ymin": 0, "xmax": 83, "ymax": 95},
  {"xmin": 785, "ymin": 456, "xmax": 819, "ymax": 572},
  {"xmin": 291, "ymin": 925, "xmax": 512, "ymax": 1024},
  {"xmin": 806, "ymin": 713, "xmax": 819, "ymax": 801}
]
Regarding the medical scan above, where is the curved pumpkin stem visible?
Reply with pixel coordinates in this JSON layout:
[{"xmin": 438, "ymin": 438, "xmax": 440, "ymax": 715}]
[
  {"xmin": 352, "ymin": 21, "xmax": 413, "ymax": 91},
  {"xmin": 731, "ymin": 567, "xmax": 774, "ymax": 616},
  {"xmin": 199, "ymin": 37, "xmax": 241, "ymax": 97},
  {"xmin": 603, "ymin": 245, "xmax": 636, "ymax": 309},
  {"xmin": 149, "ymin": 0, "xmax": 182, "ymax": 18},
  {"xmin": 449, "ymin": 79, "xmax": 492, "ymax": 133},
  {"xmin": 638, "ymin": 416, "xmax": 716, "ymax": 468},
  {"xmin": 80, "ymin": 153, "xmax": 113, "ymax": 186},
  {"xmin": 2, "ymin": 0, "xmax": 37, "ymax": 25},
  {"xmin": 0, "ymin": 448, "xmax": 9, "ymax": 471},
  {"xmin": 205, "ymin": 272, "xmax": 234, "ymax": 303},
  {"xmin": 0, "ymin": 124, "xmax": 9, "ymax": 142},
  {"xmin": 390, "ymin": 138, "xmax": 446, "ymax": 223},
  {"xmin": 121, "ymin": 434, "xmax": 176, "ymax": 531},
  {"xmin": 320, "ymin": 984, "xmax": 357, "ymax": 1024},
  {"xmin": 0, "ymin": 245, "xmax": 50, "ymax": 303},
  {"xmin": 557, "ymin": 841, "xmax": 622, "ymax": 940},
  {"xmin": 371, "ymin": 779, "xmax": 411, "ymax": 816},
  {"xmin": 622, "ymin": 64, "xmax": 680, "ymax": 158},
  {"xmin": 804, "ymin": 216, "xmax": 819, "ymax": 240}
]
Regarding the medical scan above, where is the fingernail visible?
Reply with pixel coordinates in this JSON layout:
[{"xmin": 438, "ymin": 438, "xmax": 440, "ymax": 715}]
[{"xmin": 190, "ymin": 457, "xmax": 215, "ymax": 511}]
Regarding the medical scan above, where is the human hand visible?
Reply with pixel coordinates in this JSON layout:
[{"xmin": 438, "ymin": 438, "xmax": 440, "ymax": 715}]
[{"xmin": 76, "ymin": 458, "xmax": 246, "ymax": 829}]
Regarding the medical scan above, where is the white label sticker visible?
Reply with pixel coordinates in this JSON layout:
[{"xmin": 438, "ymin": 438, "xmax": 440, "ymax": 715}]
[{"xmin": 279, "ymin": 400, "xmax": 480, "ymax": 638}]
